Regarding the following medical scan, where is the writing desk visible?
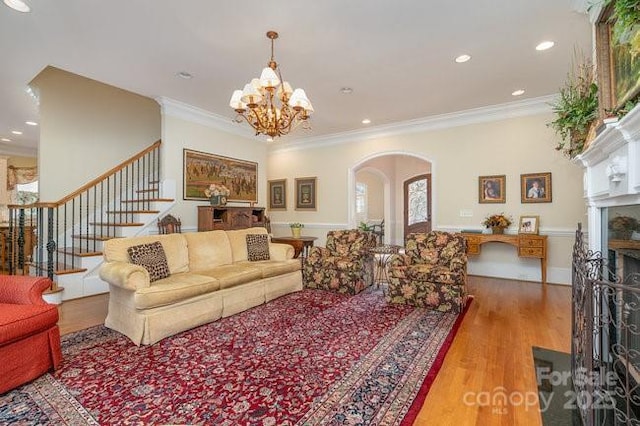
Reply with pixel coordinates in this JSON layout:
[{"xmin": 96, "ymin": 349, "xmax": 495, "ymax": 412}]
[{"xmin": 461, "ymin": 233, "xmax": 548, "ymax": 284}]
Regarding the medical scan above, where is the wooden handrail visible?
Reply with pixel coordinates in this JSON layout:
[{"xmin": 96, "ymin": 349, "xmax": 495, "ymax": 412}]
[{"xmin": 9, "ymin": 140, "xmax": 161, "ymax": 209}]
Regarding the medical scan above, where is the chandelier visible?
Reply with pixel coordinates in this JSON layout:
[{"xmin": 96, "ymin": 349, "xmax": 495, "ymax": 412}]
[{"xmin": 229, "ymin": 31, "xmax": 313, "ymax": 138}]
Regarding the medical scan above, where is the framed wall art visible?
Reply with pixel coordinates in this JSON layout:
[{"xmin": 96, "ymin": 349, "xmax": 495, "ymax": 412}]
[
  {"xmin": 295, "ymin": 177, "xmax": 317, "ymax": 210},
  {"xmin": 478, "ymin": 175, "xmax": 506, "ymax": 204},
  {"xmin": 596, "ymin": 4, "xmax": 640, "ymax": 114},
  {"xmin": 518, "ymin": 215, "xmax": 540, "ymax": 235},
  {"xmin": 268, "ymin": 179, "xmax": 287, "ymax": 210},
  {"xmin": 521, "ymin": 172, "xmax": 552, "ymax": 203},
  {"xmin": 183, "ymin": 149, "xmax": 258, "ymax": 202}
]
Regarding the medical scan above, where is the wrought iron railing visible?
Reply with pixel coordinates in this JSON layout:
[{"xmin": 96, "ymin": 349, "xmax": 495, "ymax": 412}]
[
  {"xmin": 572, "ymin": 223, "xmax": 640, "ymax": 425},
  {"xmin": 7, "ymin": 140, "xmax": 162, "ymax": 285}
]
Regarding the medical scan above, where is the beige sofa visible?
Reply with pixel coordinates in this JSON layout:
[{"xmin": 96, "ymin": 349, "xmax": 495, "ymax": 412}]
[{"xmin": 99, "ymin": 227, "xmax": 301, "ymax": 345}]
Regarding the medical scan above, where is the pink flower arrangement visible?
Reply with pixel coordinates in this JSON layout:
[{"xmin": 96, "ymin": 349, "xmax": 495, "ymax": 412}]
[{"xmin": 204, "ymin": 183, "xmax": 230, "ymax": 198}]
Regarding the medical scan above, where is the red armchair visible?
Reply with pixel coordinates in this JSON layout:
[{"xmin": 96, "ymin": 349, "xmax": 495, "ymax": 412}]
[{"xmin": 0, "ymin": 276, "xmax": 62, "ymax": 394}]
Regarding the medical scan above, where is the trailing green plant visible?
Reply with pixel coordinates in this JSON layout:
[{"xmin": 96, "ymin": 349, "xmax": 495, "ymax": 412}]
[
  {"xmin": 606, "ymin": 97, "xmax": 640, "ymax": 117},
  {"xmin": 358, "ymin": 221, "xmax": 372, "ymax": 231},
  {"xmin": 547, "ymin": 55, "xmax": 599, "ymax": 158}
]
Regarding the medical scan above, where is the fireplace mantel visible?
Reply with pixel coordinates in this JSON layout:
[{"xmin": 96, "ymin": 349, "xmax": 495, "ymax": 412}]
[{"xmin": 574, "ymin": 105, "xmax": 640, "ymax": 251}]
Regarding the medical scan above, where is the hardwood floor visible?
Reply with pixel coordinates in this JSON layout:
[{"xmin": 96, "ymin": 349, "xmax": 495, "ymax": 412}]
[{"xmin": 56, "ymin": 275, "xmax": 571, "ymax": 425}]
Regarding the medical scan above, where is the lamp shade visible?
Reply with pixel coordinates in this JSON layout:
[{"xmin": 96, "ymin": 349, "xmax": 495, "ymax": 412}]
[
  {"xmin": 259, "ymin": 67, "xmax": 280, "ymax": 88},
  {"xmin": 288, "ymin": 88, "xmax": 311, "ymax": 110},
  {"xmin": 277, "ymin": 81, "xmax": 294, "ymax": 100},
  {"xmin": 229, "ymin": 90, "xmax": 245, "ymax": 110},
  {"xmin": 241, "ymin": 83, "xmax": 263, "ymax": 105}
]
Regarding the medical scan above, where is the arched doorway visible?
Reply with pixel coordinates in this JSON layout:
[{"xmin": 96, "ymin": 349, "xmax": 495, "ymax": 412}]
[{"xmin": 349, "ymin": 152, "xmax": 433, "ymax": 245}]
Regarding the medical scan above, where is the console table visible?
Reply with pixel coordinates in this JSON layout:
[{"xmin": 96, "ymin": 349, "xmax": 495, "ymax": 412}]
[
  {"xmin": 461, "ymin": 233, "xmax": 548, "ymax": 284},
  {"xmin": 270, "ymin": 236, "xmax": 318, "ymax": 260}
]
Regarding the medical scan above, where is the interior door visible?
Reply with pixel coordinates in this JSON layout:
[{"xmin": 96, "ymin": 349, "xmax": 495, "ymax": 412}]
[{"xmin": 404, "ymin": 173, "xmax": 431, "ymax": 238}]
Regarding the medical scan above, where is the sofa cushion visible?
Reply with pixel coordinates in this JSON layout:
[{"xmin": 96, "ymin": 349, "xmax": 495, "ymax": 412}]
[
  {"xmin": 0, "ymin": 304, "xmax": 59, "ymax": 346},
  {"xmin": 246, "ymin": 234, "xmax": 270, "ymax": 261},
  {"xmin": 196, "ymin": 264, "xmax": 263, "ymax": 289},
  {"xmin": 237, "ymin": 259, "xmax": 301, "ymax": 278},
  {"xmin": 183, "ymin": 230, "xmax": 233, "ymax": 271},
  {"xmin": 103, "ymin": 234, "xmax": 189, "ymax": 274},
  {"xmin": 134, "ymin": 273, "xmax": 221, "ymax": 309},
  {"xmin": 226, "ymin": 227, "xmax": 268, "ymax": 262},
  {"xmin": 127, "ymin": 242, "xmax": 170, "ymax": 283}
]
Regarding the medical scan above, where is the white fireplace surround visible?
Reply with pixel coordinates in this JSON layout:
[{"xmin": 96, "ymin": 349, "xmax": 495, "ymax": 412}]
[{"xmin": 575, "ymin": 104, "xmax": 640, "ymax": 253}]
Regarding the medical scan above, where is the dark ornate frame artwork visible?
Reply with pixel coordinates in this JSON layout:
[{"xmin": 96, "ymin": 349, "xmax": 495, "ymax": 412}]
[
  {"xmin": 596, "ymin": 4, "xmax": 640, "ymax": 115},
  {"xmin": 521, "ymin": 172, "xmax": 552, "ymax": 203},
  {"xmin": 478, "ymin": 175, "xmax": 506, "ymax": 204},
  {"xmin": 268, "ymin": 179, "xmax": 287, "ymax": 210},
  {"xmin": 183, "ymin": 149, "xmax": 258, "ymax": 202},
  {"xmin": 295, "ymin": 177, "xmax": 317, "ymax": 211}
]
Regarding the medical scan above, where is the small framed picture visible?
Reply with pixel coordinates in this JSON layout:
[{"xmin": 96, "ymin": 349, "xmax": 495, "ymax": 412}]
[
  {"xmin": 521, "ymin": 172, "xmax": 552, "ymax": 203},
  {"xmin": 519, "ymin": 215, "xmax": 540, "ymax": 234},
  {"xmin": 295, "ymin": 177, "xmax": 317, "ymax": 210},
  {"xmin": 268, "ymin": 179, "xmax": 286, "ymax": 210},
  {"xmin": 478, "ymin": 175, "xmax": 506, "ymax": 204}
]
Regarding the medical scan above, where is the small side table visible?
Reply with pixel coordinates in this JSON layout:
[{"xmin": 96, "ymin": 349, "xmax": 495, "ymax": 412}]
[
  {"xmin": 270, "ymin": 236, "xmax": 318, "ymax": 261},
  {"xmin": 370, "ymin": 244, "xmax": 402, "ymax": 288}
]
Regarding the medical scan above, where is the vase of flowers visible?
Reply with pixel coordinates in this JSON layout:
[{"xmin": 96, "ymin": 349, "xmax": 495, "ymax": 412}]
[
  {"xmin": 204, "ymin": 183, "xmax": 231, "ymax": 206},
  {"xmin": 482, "ymin": 213, "xmax": 512, "ymax": 234},
  {"xmin": 290, "ymin": 222, "xmax": 304, "ymax": 238}
]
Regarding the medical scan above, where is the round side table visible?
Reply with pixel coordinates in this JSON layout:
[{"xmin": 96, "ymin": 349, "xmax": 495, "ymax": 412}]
[{"xmin": 370, "ymin": 244, "xmax": 402, "ymax": 288}]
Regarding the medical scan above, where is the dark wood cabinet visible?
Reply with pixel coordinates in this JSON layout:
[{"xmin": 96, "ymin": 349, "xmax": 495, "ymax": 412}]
[{"xmin": 198, "ymin": 206, "xmax": 266, "ymax": 231}]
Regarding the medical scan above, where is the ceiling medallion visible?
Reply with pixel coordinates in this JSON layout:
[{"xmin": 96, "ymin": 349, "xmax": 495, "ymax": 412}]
[{"xmin": 229, "ymin": 31, "xmax": 314, "ymax": 138}]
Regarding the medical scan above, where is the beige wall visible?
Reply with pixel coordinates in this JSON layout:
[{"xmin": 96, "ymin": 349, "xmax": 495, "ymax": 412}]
[
  {"xmin": 8, "ymin": 156, "xmax": 37, "ymax": 168},
  {"xmin": 355, "ymin": 170, "xmax": 384, "ymax": 221},
  {"xmin": 160, "ymin": 114, "xmax": 267, "ymax": 230},
  {"xmin": 31, "ymin": 66, "xmax": 160, "ymax": 200},
  {"xmin": 267, "ymin": 112, "xmax": 586, "ymax": 284}
]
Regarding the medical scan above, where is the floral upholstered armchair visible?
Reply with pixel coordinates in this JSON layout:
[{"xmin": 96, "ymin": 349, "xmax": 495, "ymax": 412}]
[
  {"xmin": 303, "ymin": 229, "xmax": 377, "ymax": 295},
  {"xmin": 386, "ymin": 231, "xmax": 468, "ymax": 313}
]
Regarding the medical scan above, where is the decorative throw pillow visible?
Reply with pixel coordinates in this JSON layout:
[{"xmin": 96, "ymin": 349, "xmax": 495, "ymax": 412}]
[
  {"xmin": 246, "ymin": 234, "xmax": 270, "ymax": 261},
  {"xmin": 127, "ymin": 241, "xmax": 170, "ymax": 282}
]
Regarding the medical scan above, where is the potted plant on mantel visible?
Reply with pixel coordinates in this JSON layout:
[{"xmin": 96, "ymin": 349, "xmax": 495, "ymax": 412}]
[{"xmin": 547, "ymin": 56, "xmax": 599, "ymax": 158}]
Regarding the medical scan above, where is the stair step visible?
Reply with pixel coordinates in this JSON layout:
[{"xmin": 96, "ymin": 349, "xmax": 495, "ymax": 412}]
[
  {"xmin": 30, "ymin": 261, "xmax": 87, "ymax": 275},
  {"xmin": 72, "ymin": 234, "xmax": 120, "ymax": 241},
  {"xmin": 58, "ymin": 247, "xmax": 103, "ymax": 257},
  {"xmin": 106, "ymin": 210, "xmax": 160, "ymax": 214},
  {"xmin": 121, "ymin": 198, "xmax": 173, "ymax": 203},
  {"xmin": 89, "ymin": 222, "xmax": 144, "ymax": 227}
]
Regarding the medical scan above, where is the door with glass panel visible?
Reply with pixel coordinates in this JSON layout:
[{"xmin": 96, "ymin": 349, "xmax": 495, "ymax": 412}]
[{"xmin": 404, "ymin": 174, "xmax": 431, "ymax": 237}]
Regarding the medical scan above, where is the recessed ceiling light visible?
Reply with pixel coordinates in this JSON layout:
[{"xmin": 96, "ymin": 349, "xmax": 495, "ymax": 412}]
[
  {"xmin": 11, "ymin": 130, "xmax": 22, "ymax": 135},
  {"xmin": 455, "ymin": 54, "xmax": 471, "ymax": 63},
  {"xmin": 340, "ymin": 87, "xmax": 353, "ymax": 94},
  {"xmin": 3, "ymin": 0, "xmax": 30, "ymax": 12},
  {"xmin": 25, "ymin": 121, "xmax": 38, "ymax": 126},
  {"xmin": 511, "ymin": 89, "xmax": 525, "ymax": 96},
  {"xmin": 536, "ymin": 41, "xmax": 555, "ymax": 51},
  {"xmin": 361, "ymin": 119, "xmax": 371, "ymax": 124},
  {"xmin": 1, "ymin": 138, "xmax": 10, "ymax": 142},
  {"xmin": 176, "ymin": 71, "xmax": 193, "ymax": 79}
]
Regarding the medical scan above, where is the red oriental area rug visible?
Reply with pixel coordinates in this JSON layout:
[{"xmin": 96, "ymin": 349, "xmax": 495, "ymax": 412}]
[{"xmin": 0, "ymin": 288, "xmax": 470, "ymax": 425}]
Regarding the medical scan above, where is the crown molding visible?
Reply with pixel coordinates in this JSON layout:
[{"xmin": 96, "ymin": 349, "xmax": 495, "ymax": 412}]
[
  {"xmin": 0, "ymin": 143, "xmax": 38, "ymax": 158},
  {"xmin": 269, "ymin": 95, "xmax": 555, "ymax": 153},
  {"xmin": 155, "ymin": 96, "xmax": 259, "ymax": 141}
]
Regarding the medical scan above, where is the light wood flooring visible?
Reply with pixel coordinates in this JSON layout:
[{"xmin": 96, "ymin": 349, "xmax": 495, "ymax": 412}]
[{"xmin": 56, "ymin": 275, "xmax": 571, "ymax": 425}]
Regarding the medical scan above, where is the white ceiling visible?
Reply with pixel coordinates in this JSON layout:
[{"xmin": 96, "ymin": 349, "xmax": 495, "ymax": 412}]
[{"xmin": 0, "ymin": 1, "xmax": 592, "ymax": 154}]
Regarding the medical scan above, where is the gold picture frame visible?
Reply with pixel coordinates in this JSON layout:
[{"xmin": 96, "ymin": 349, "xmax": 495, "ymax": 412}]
[
  {"xmin": 478, "ymin": 175, "xmax": 506, "ymax": 204},
  {"xmin": 596, "ymin": 4, "xmax": 640, "ymax": 114},
  {"xmin": 295, "ymin": 177, "xmax": 317, "ymax": 210},
  {"xmin": 521, "ymin": 172, "xmax": 552, "ymax": 203},
  {"xmin": 183, "ymin": 149, "xmax": 258, "ymax": 202},
  {"xmin": 519, "ymin": 215, "xmax": 540, "ymax": 235},
  {"xmin": 268, "ymin": 179, "xmax": 287, "ymax": 210}
]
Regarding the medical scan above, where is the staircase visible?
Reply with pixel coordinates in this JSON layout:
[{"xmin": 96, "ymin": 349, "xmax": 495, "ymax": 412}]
[{"xmin": 7, "ymin": 140, "xmax": 175, "ymax": 302}]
